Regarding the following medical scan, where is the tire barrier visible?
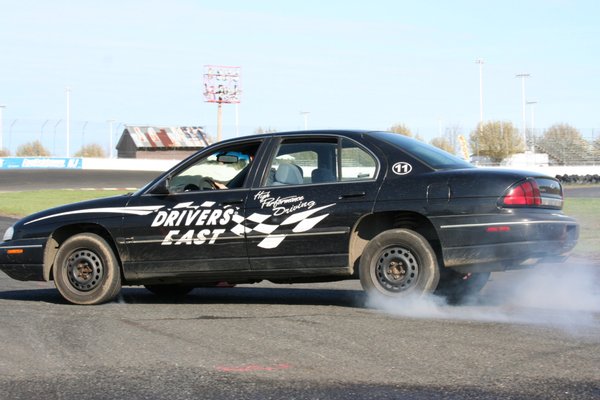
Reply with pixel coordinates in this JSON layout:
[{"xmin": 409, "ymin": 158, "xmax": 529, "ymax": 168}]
[{"xmin": 555, "ymin": 174, "xmax": 600, "ymax": 184}]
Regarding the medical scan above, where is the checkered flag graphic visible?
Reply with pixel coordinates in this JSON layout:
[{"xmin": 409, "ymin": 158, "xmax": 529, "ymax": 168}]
[{"xmin": 231, "ymin": 204, "xmax": 335, "ymax": 249}]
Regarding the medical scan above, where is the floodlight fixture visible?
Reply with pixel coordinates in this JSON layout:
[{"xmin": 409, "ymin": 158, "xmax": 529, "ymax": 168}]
[{"xmin": 203, "ymin": 65, "xmax": 242, "ymax": 142}]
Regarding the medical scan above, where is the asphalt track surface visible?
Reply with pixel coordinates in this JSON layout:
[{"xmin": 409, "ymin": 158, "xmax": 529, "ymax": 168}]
[{"xmin": 0, "ymin": 170, "xmax": 599, "ymax": 399}]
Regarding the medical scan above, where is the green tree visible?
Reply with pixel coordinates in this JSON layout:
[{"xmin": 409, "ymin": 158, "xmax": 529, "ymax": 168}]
[
  {"xmin": 536, "ymin": 123, "xmax": 592, "ymax": 165},
  {"xmin": 74, "ymin": 144, "xmax": 106, "ymax": 158},
  {"xmin": 469, "ymin": 121, "xmax": 523, "ymax": 163},
  {"xmin": 388, "ymin": 123, "xmax": 412, "ymax": 137},
  {"xmin": 16, "ymin": 140, "xmax": 50, "ymax": 156},
  {"xmin": 430, "ymin": 137, "xmax": 454, "ymax": 154}
]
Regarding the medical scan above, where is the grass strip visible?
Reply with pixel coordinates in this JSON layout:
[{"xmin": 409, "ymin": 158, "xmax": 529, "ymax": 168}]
[{"xmin": 0, "ymin": 190, "xmax": 130, "ymax": 217}]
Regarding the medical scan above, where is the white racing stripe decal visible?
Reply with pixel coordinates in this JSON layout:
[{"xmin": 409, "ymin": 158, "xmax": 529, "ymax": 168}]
[{"xmin": 24, "ymin": 205, "xmax": 165, "ymax": 225}]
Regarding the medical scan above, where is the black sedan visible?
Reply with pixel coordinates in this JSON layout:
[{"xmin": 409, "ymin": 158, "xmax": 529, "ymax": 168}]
[{"xmin": 0, "ymin": 130, "xmax": 579, "ymax": 305}]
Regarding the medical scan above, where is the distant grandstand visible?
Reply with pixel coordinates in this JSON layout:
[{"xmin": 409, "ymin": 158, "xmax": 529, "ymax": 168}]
[{"xmin": 530, "ymin": 135, "xmax": 598, "ymax": 166}]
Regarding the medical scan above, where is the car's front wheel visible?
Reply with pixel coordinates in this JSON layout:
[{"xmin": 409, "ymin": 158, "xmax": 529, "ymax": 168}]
[
  {"xmin": 359, "ymin": 229, "xmax": 440, "ymax": 298},
  {"xmin": 53, "ymin": 233, "xmax": 121, "ymax": 305}
]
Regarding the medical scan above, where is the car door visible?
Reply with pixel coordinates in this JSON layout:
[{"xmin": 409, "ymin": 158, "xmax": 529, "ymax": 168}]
[
  {"xmin": 118, "ymin": 140, "xmax": 264, "ymax": 281},
  {"xmin": 244, "ymin": 135, "xmax": 382, "ymax": 273}
]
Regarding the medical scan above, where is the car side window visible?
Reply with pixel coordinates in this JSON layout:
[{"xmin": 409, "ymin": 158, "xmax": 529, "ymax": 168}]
[
  {"xmin": 262, "ymin": 139, "xmax": 338, "ymax": 187},
  {"xmin": 168, "ymin": 142, "xmax": 260, "ymax": 193},
  {"xmin": 341, "ymin": 139, "xmax": 377, "ymax": 181}
]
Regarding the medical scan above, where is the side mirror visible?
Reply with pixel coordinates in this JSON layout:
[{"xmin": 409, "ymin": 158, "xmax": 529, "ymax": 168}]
[{"xmin": 150, "ymin": 177, "xmax": 170, "ymax": 195}]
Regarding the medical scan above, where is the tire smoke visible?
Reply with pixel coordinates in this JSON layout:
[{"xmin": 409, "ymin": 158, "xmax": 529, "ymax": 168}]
[{"xmin": 366, "ymin": 260, "xmax": 600, "ymax": 332}]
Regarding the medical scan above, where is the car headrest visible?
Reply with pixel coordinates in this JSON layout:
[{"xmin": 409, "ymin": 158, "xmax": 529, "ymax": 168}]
[{"xmin": 274, "ymin": 163, "xmax": 303, "ymax": 185}]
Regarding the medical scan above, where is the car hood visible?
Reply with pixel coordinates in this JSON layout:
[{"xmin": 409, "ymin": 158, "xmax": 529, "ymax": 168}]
[{"xmin": 15, "ymin": 194, "xmax": 134, "ymax": 229}]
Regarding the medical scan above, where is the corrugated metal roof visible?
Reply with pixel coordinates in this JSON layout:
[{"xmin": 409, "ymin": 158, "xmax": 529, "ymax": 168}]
[{"xmin": 124, "ymin": 126, "xmax": 211, "ymax": 149}]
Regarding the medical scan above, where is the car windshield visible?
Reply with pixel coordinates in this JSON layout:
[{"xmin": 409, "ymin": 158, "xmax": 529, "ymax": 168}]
[{"xmin": 372, "ymin": 131, "xmax": 473, "ymax": 170}]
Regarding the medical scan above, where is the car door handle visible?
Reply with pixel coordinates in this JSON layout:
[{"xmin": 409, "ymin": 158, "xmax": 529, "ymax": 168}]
[{"xmin": 339, "ymin": 191, "xmax": 366, "ymax": 199}]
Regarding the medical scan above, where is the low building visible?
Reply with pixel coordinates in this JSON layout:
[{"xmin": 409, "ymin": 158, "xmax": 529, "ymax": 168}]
[{"xmin": 116, "ymin": 126, "xmax": 211, "ymax": 159}]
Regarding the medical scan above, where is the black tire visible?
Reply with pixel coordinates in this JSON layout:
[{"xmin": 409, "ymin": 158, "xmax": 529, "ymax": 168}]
[
  {"xmin": 435, "ymin": 271, "xmax": 490, "ymax": 304},
  {"xmin": 53, "ymin": 233, "xmax": 121, "ymax": 305},
  {"xmin": 359, "ymin": 229, "xmax": 440, "ymax": 298},
  {"xmin": 144, "ymin": 284, "xmax": 194, "ymax": 297}
]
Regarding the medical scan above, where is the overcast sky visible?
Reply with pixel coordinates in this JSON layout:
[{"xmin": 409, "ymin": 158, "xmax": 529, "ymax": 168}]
[{"xmin": 1, "ymin": 0, "xmax": 598, "ymax": 154}]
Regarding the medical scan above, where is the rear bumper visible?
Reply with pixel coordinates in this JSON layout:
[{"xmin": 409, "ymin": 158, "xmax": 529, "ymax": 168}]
[
  {"xmin": 435, "ymin": 213, "xmax": 579, "ymax": 269},
  {"xmin": 0, "ymin": 239, "xmax": 46, "ymax": 281}
]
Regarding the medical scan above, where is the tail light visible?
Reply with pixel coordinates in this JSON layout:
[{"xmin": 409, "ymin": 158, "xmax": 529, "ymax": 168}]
[{"xmin": 501, "ymin": 178, "xmax": 563, "ymax": 209}]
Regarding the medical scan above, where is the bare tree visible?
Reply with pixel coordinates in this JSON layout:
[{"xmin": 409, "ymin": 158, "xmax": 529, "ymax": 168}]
[
  {"xmin": 431, "ymin": 124, "xmax": 462, "ymax": 155},
  {"xmin": 16, "ymin": 140, "xmax": 50, "ymax": 156},
  {"xmin": 388, "ymin": 123, "xmax": 412, "ymax": 137},
  {"xmin": 74, "ymin": 144, "xmax": 106, "ymax": 158},
  {"xmin": 255, "ymin": 126, "xmax": 278, "ymax": 134},
  {"xmin": 469, "ymin": 121, "xmax": 523, "ymax": 163},
  {"xmin": 430, "ymin": 137, "xmax": 454, "ymax": 153}
]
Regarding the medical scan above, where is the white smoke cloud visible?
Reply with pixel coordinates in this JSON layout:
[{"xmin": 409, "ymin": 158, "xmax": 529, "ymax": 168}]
[{"xmin": 367, "ymin": 261, "xmax": 600, "ymax": 333}]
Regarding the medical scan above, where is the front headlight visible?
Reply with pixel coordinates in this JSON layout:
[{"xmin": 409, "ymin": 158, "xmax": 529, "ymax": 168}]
[{"xmin": 3, "ymin": 226, "xmax": 14, "ymax": 242}]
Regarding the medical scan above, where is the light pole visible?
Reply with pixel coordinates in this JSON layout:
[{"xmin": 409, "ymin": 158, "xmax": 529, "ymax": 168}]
[
  {"xmin": 515, "ymin": 73, "xmax": 530, "ymax": 149},
  {"xmin": 203, "ymin": 65, "xmax": 242, "ymax": 142},
  {"xmin": 0, "ymin": 105, "xmax": 5, "ymax": 152},
  {"xmin": 107, "ymin": 119, "xmax": 115, "ymax": 158},
  {"xmin": 9, "ymin": 119, "xmax": 17, "ymax": 154},
  {"xmin": 527, "ymin": 101, "xmax": 537, "ymax": 153},
  {"xmin": 81, "ymin": 121, "xmax": 88, "ymax": 154},
  {"xmin": 53, "ymin": 120, "xmax": 62, "ymax": 156},
  {"xmin": 65, "ymin": 87, "xmax": 71, "ymax": 157},
  {"xmin": 475, "ymin": 59, "xmax": 484, "ymax": 160},
  {"xmin": 475, "ymin": 59, "xmax": 484, "ymax": 125},
  {"xmin": 300, "ymin": 111, "xmax": 310, "ymax": 130},
  {"xmin": 40, "ymin": 119, "xmax": 49, "ymax": 143}
]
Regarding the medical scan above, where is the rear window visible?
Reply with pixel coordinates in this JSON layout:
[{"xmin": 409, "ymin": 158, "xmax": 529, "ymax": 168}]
[{"xmin": 372, "ymin": 131, "xmax": 473, "ymax": 170}]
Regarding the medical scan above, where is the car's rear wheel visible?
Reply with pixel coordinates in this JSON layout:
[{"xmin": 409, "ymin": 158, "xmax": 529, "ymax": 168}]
[
  {"xmin": 144, "ymin": 284, "xmax": 194, "ymax": 297},
  {"xmin": 359, "ymin": 229, "xmax": 439, "ymax": 298},
  {"xmin": 436, "ymin": 271, "xmax": 491, "ymax": 304},
  {"xmin": 53, "ymin": 233, "xmax": 121, "ymax": 305}
]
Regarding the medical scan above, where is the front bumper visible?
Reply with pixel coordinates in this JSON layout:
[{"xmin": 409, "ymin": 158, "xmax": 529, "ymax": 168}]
[
  {"xmin": 0, "ymin": 239, "xmax": 46, "ymax": 281},
  {"xmin": 434, "ymin": 213, "xmax": 579, "ymax": 269}
]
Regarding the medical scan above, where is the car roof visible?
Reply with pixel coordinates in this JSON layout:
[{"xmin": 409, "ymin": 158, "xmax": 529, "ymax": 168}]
[{"xmin": 216, "ymin": 129, "xmax": 378, "ymax": 145}]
